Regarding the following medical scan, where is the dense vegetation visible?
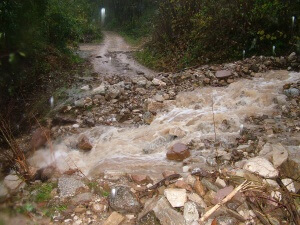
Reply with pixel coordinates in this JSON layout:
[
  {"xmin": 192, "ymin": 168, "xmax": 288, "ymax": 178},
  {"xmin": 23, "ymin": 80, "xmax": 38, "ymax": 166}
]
[
  {"xmin": 106, "ymin": 0, "xmax": 300, "ymax": 71},
  {"xmin": 0, "ymin": 0, "xmax": 102, "ymax": 110}
]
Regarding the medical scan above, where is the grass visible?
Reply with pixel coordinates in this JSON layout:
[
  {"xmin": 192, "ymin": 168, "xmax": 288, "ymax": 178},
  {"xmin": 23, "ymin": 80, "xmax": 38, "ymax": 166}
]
[
  {"xmin": 14, "ymin": 182, "xmax": 67, "ymax": 218},
  {"xmin": 135, "ymin": 48, "xmax": 165, "ymax": 71},
  {"xmin": 43, "ymin": 204, "xmax": 67, "ymax": 217},
  {"xmin": 28, "ymin": 182, "xmax": 56, "ymax": 203},
  {"xmin": 16, "ymin": 203, "xmax": 35, "ymax": 214},
  {"xmin": 34, "ymin": 183, "xmax": 55, "ymax": 203}
]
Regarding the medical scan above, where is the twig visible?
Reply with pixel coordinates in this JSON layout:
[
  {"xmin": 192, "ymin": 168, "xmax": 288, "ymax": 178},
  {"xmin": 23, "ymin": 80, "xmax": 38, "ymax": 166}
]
[
  {"xmin": 199, "ymin": 180, "xmax": 248, "ymax": 222},
  {"xmin": 138, "ymin": 174, "xmax": 181, "ymax": 198},
  {"xmin": 276, "ymin": 177, "xmax": 300, "ymax": 225},
  {"xmin": 0, "ymin": 117, "xmax": 33, "ymax": 181},
  {"xmin": 247, "ymin": 200, "xmax": 272, "ymax": 225}
]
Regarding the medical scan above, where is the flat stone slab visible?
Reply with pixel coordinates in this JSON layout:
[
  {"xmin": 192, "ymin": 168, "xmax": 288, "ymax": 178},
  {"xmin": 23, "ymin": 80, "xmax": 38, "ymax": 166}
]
[
  {"xmin": 164, "ymin": 188, "xmax": 187, "ymax": 207},
  {"xmin": 243, "ymin": 157, "xmax": 278, "ymax": 178},
  {"xmin": 215, "ymin": 70, "xmax": 232, "ymax": 78}
]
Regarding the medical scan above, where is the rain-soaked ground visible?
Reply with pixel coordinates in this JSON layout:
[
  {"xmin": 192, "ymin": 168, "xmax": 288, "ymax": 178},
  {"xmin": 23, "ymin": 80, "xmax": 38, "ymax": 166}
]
[{"xmin": 79, "ymin": 31, "xmax": 155, "ymax": 77}]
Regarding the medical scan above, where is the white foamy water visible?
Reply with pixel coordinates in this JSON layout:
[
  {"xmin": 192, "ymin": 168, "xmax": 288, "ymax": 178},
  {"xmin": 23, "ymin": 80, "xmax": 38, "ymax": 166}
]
[{"xmin": 28, "ymin": 71, "xmax": 299, "ymax": 178}]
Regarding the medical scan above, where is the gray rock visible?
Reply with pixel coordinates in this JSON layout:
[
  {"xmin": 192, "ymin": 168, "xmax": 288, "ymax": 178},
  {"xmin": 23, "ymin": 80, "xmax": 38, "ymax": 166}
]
[
  {"xmin": 143, "ymin": 112, "xmax": 154, "ymax": 125},
  {"xmin": 72, "ymin": 192, "xmax": 93, "ymax": 204},
  {"xmin": 201, "ymin": 178, "xmax": 219, "ymax": 192},
  {"xmin": 0, "ymin": 182, "xmax": 8, "ymax": 202},
  {"xmin": 187, "ymin": 193, "xmax": 207, "ymax": 209},
  {"xmin": 215, "ymin": 177, "xmax": 227, "ymax": 188},
  {"xmin": 288, "ymin": 52, "xmax": 297, "ymax": 62},
  {"xmin": 153, "ymin": 197, "xmax": 185, "ymax": 225},
  {"xmin": 58, "ymin": 176, "xmax": 85, "ymax": 198},
  {"xmin": 109, "ymin": 186, "xmax": 141, "ymax": 213},
  {"xmin": 107, "ymin": 86, "xmax": 121, "ymax": 99},
  {"xmin": 271, "ymin": 144, "xmax": 288, "ymax": 168},
  {"xmin": 284, "ymin": 88, "xmax": 300, "ymax": 97},
  {"xmin": 138, "ymin": 211, "xmax": 161, "ymax": 225},
  {"xmin": 138, "ymin": 196, "xmax": 185, "ymax": 225},
  {"xmin": 137, "ymin": 79, "xmax": 148, "ymax": 87},
  {"xmin": 144, "ymin": 73, "xmax": 155, "ymax": 81},
  {"xmin": 3, "ymin": 174, "xmax": 25, "ymax": 191},
  {"xmin": 81, "ymin": 85, "xmax": 90, "ymax": 91},
  {"xmin": 74, "ymin": 98, "xmax": 85, "ymax": 107},
  {"xmin": 281, "ymin": 146, "xmax": 300, "ymax": 180},
  {"xmin": 282, "ymin": 178, "xmax": 296, "ymax": 193},
  {"xmin": 153, "ymin": 94, "xmax": 164, "ymax": 102},
  {"xmin": 164, "ymin": 188, "xmax": 187, "ymax": 207},
  {"xmin": 152, "ymin": 78, "xmax": 166, "ymax": 86},
  {"xmin": 217, "ymin": 216, "xmax": 238, "ymax": 225},
  {"xmin": 184, "ymin": 202, "xmax": 199, "ymax": 224},
  {"xmin": 259, "ymin": 143, "xmax": 288, "ymax": 168},
  {"xmin": 215, "ymin": 70, "xmax": 232, "ymax": 79},
  {"xmin": 275, "ymin": 95, "xmax": 287, "ymax": 105},
  {"xmin": 243, "ymin": 157, "xmax": 279, "ymax": 178},
  {"xmin": 103, "ymin": 212, "xmax": 125, "ymax": 225},
  {"xmin": 93, "ymin": 83, "xmax": 107, "ymax": 95}
]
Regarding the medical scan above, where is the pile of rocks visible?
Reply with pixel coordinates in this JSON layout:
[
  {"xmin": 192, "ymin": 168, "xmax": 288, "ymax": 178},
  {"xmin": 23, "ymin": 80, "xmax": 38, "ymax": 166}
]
[{"xmin": 48, "ymin": 53, "xmax": 299, "ymax": 134}]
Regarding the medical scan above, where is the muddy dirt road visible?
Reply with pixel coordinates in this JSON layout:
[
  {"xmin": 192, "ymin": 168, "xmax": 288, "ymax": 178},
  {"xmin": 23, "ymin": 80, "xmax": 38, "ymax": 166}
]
[{"xmin": 79, "ymin": 31, "xmax": 155, "ymax": 77}]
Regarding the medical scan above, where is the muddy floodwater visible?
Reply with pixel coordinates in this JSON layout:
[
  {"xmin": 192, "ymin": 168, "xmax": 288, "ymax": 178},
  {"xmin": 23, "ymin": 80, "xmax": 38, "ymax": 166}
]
[{"xmin": 29, "ymin": 32, "xmax": 300, "ymax": 181}]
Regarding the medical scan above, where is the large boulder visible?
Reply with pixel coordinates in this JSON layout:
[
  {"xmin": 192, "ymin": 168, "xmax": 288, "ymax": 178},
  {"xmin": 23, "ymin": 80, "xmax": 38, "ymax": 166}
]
[
  {"xmin": 166, "ymin": 143, "xmax": 190, "ymax": 161},
  {"xmin": 109, "ymin": 186, "xmax": 141, "ymax": 213}
]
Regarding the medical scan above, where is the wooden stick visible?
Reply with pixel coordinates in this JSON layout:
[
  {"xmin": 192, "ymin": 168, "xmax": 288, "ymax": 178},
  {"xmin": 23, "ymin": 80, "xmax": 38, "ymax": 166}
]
[{"xmin": 199, "ymin": 180, "xmax": 248, "ymax": 223}]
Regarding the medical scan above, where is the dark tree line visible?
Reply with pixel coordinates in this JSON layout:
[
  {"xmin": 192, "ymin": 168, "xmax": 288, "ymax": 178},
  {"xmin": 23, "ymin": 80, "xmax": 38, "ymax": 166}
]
[{"xmin": 148, "ymin": 0, "xmax": 300, "ymax": 69}]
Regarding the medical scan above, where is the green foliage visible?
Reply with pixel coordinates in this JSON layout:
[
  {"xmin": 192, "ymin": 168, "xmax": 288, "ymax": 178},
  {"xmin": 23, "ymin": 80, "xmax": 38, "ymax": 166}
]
[
  {"xmin": 16, "ymin": 203, "xmax": 35, "ymax": 214},
  {"xmin": 34, "ymin": 183, "xmax": 55, "ymax": 203},
  {"xmin": 0, "ymin": 0, "xmax": 102, "ymax": 107},
  {"xmin": 135, "ymin": 48, "xmax": 164, "ymax": 70},
  {"xmin": 43, "ymin": 204, "xmax": 67, "ymax": 217},
  {"xmin": 146, "ymin": 0, "xmax": 300, "ymax": 70}
]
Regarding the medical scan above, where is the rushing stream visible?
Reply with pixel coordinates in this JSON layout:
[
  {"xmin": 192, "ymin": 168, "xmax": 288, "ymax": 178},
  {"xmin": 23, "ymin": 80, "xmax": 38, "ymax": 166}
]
[{"xmin": 28, "ymin": 63, "xmax": 300, "ymax": 180}]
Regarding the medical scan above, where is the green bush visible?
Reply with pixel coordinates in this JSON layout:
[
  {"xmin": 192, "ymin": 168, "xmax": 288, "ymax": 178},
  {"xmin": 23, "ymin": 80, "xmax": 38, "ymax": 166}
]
[{"xmin": 0, "ymin": 0, "xmax": 103, "ymax": 105}]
